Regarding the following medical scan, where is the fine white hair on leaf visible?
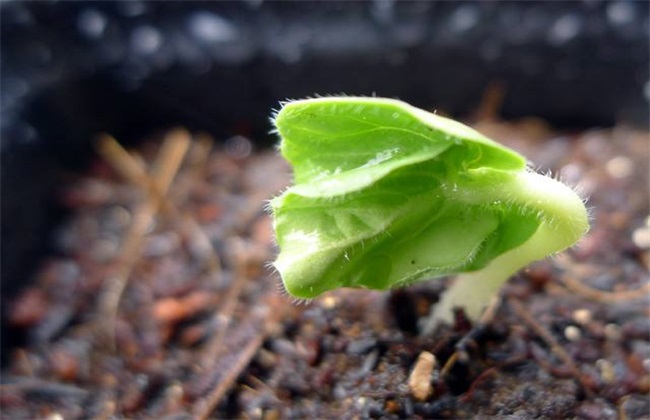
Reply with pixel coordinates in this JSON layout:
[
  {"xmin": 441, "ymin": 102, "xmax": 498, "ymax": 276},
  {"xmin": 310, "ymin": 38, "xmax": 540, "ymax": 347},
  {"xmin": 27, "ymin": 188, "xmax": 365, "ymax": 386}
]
[
  {"xmin": 528, "ymin": 162, "xmax": 546, "ymax": 175},
  {"xmin": 264, "ymin": 260, "xmax": 279, "ymax": 274},
  {"xmin": 274, "ymin": 277, "xmax": 293, "ymax": 300},
  {"xmin": 317, "ymin": 92, "xmax": 352, "ymax": 99},
  {"xmin": 291, "ymin": 295, "xmax": 313, "ymax": 306},
  {"xmin": 585, "ymin": 204, "xmax": 596, "ymax": 225},
  {"xmin": 262, "ymin": 199, "xmax": 274, "ymax": 214},
  {"xmin": 542, "ymin": 169, "xmax": 592, "ymax": 227}
]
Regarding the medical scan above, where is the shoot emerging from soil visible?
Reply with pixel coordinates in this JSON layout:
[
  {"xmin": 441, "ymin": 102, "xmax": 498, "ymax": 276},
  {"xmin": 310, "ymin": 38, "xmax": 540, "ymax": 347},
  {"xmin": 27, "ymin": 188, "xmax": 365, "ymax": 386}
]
[{"xmin": 269, "ymin": 97, "xmax": 589, "ymax": 326}]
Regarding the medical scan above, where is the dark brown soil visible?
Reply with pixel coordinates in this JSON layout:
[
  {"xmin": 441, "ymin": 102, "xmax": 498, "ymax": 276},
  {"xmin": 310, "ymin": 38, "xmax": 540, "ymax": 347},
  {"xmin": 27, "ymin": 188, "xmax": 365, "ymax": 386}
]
[{"xmin": 2, "ymin": 121, "xmax": 648, "ymax": 419}]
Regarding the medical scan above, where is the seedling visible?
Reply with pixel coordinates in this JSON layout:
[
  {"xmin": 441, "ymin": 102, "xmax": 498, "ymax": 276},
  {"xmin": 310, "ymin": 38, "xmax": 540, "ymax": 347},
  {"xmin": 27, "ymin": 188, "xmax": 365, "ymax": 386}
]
[{"xmin": 270, "ymin": 97, "xmax": 588, "ymax": 327}]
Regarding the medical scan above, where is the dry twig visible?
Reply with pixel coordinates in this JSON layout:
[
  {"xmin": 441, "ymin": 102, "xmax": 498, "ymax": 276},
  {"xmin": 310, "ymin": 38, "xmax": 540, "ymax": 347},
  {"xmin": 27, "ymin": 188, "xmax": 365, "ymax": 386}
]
[
  {"xmin": 97, "ymin": 133, "xmax": 221, "ymax": 275},
  {"xmin": 560, "ymin": 275, "xmax": 650, "ymax": 303},
  {"xmin": 200, "ymin": 244, "xmax": 248, "ymax": 368},
  {"xmin": 193, "ymin": 332, "xmax": 266, "ymax": 420},
  {"xmin": 191, "ymin": 305, "xmax": 275, "ymax": 420},
  {"xmin": 508, "ymin": 297, "xmax": 594, "ymax": 397},
  {"xmin": 97, "ymin": 129, "xmax": 190, "ymax": 349}
]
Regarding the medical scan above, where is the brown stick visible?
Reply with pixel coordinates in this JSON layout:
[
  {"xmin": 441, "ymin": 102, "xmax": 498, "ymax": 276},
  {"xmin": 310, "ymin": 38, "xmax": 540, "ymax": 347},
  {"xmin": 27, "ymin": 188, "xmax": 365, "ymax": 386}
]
[
  {"xmin": 187, "ymin": 291, "xmax": 290, "ymax": 419},
  {"xmin": 176, "ymin": 132, "xmax": 214, "ymax": 202},
  {"xmin": 560, "ymin": 275, "xmax": 650, "ymax": 303},
  {"xmin": 439, "ymin": 351, "xmax": 459, "ymax": 379},
  {"xmin": 475, "ymin": 80, "xmax": 505, "ymax": 122},
  {"xmin": 97, "ymin": 129, "xmax": 190, "ymax": 350},
  {"xmin": 97, "ymin": 133, "xmax": 221, "ymax": 275},
  {"xmin": 200, "ymin": 240, "xmax": 248, "ymax": 368},
  {"xmin": 508, "ymin": 298, "xmax": 593, "ymax": 397},
  {"xmin": 192, "ymin": 321, "xmax": 268, "ymax": 420}
]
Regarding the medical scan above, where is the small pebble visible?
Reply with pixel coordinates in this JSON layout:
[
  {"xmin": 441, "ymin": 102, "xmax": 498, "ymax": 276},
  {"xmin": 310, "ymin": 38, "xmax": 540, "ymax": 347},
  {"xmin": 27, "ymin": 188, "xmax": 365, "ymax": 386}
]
[
  {"xmin": 104, "ymin": 205, "xmax": 132, "ymax": 230},
  {"xmin": 90, "ymin": 237, "xmax": 120, "ymax": 262},
  {"xmin": 408, "ymin": 351, "xmax": 436, "ymax": 401},
  {"xmin": 142, "ymin": 232, "xmax": 180, "ymax": 257},
  {"xmin": 596, "ymin": 359, "xmax": 616, "ymax": 384},
  {"xmin": 321, "ymin": 295, "xmax": 338, "ymax": 309},
  {"xmin": 564, "ymin": 325, "xmax": 582, "ymax": 342},
  {"xmin": 49, "ymin": 348, "xmax": 81, "ymax": 381},
  {"xmin": 576, "ymin": 400, "xmax": 617, "ymax": 419},
  {"xmin": 359, "ymin": 350, "xmax": 379, "ymax": 375},
  {"xmin": 632, "ymin": 217, "xmax": 650, "ymax": 249},
  {"xmin": 605, "ymin": 156, "xmax": 634, "ymax": 178},
  {"xmin": 347, "ymin": 338, "xmax": 377, "ymax": 355},
  {"xmin": 572, "ymin": 308, "xmax": 592, "ymax": 325},
  {"xmin": 604, "ymin": 323, "xmax": 623, "ymax": 342},
  {"xmin": 160, "ymin": 381, "xmax": 184, "ymax": 412},
  {"xmin": 385, "ymin": 399, "xmax": 401, "ymax": 414},
  {"xmin": 270, "ymin": 338, "xmax": 297, "ymax": 357}
]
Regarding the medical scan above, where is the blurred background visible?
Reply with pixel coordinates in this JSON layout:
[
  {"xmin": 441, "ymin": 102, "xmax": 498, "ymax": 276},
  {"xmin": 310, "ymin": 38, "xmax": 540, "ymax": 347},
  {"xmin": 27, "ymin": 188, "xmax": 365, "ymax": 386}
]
[{"xmin": 1, "ymin": 0, "xmax": 648, "ymax": 360}]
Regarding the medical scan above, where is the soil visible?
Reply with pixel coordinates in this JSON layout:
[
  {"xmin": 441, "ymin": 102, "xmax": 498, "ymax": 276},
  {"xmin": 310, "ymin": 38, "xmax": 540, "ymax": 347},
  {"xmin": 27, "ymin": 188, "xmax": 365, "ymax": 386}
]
[{"xmin": 1, "ymin": 120, "xmax": 648, "ymax": 419}]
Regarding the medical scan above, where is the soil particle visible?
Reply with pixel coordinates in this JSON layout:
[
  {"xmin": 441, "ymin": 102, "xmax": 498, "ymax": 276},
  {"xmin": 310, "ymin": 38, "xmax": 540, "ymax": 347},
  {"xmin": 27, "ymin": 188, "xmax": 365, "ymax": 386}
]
[{"xmin": 408, "ymin": 351, "xmax": 436, "ymax": 401}]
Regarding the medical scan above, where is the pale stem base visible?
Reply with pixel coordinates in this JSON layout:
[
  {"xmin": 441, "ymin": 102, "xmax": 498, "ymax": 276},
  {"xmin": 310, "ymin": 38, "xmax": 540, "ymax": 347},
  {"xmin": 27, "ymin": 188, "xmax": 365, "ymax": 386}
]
[
  {"xmin": 419, "ymin": 255, "xmax": 517, "ymax": 335},
  {"xmin": 419, "ymin": 170, "xmax": 588, "ymax": 335}
]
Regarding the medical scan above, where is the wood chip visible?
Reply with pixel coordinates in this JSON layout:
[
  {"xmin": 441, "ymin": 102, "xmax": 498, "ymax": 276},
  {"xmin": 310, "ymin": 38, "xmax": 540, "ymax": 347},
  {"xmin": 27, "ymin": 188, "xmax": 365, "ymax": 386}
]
[{"xmin": 408, "ymin": 351, "xmax": 436, "ymax": 401}]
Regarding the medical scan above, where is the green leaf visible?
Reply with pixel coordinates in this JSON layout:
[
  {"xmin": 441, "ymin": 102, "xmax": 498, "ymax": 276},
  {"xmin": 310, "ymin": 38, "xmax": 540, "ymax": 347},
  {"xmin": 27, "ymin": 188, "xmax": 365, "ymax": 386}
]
[{"xmin": 270, "ymin": 97, "xmax": 588, "ymax": 300}]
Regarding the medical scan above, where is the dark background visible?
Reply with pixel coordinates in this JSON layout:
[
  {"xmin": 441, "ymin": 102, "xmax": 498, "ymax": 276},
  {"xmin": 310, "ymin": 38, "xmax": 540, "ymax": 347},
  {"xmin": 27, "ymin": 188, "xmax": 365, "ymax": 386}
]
[{"xmin": 1, "ymin": 1, "xmax": 648, "ymax": 354}]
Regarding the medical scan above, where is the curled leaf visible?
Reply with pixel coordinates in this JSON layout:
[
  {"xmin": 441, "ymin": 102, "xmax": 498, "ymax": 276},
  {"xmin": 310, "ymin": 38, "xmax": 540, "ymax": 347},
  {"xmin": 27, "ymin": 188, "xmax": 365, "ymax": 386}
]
[{"xmin": 271, "ymin": 97, "xmax": 588, "ymax": 300}]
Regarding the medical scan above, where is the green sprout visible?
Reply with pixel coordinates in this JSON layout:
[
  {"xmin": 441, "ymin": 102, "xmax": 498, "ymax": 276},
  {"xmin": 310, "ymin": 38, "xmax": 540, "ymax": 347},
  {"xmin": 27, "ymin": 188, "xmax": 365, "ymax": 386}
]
[{"xmin": 270, "ymin": 97, "xmax": 589, "ymax": 326}]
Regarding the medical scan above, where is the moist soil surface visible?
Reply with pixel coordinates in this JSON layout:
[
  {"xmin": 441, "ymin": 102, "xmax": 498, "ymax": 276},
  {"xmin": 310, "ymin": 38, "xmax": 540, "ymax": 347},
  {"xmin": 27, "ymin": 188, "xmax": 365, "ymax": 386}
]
[{"xmin": 2, "ymin": 120, "xmax": 649, "ymax": 419}]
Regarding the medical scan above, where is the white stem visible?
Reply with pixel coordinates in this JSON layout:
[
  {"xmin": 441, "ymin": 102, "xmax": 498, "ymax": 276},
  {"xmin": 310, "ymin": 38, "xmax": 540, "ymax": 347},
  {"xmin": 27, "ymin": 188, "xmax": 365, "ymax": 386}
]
[{"xmin": 420, "ymin": 170, "xmax": 588, "ymax": 335}]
